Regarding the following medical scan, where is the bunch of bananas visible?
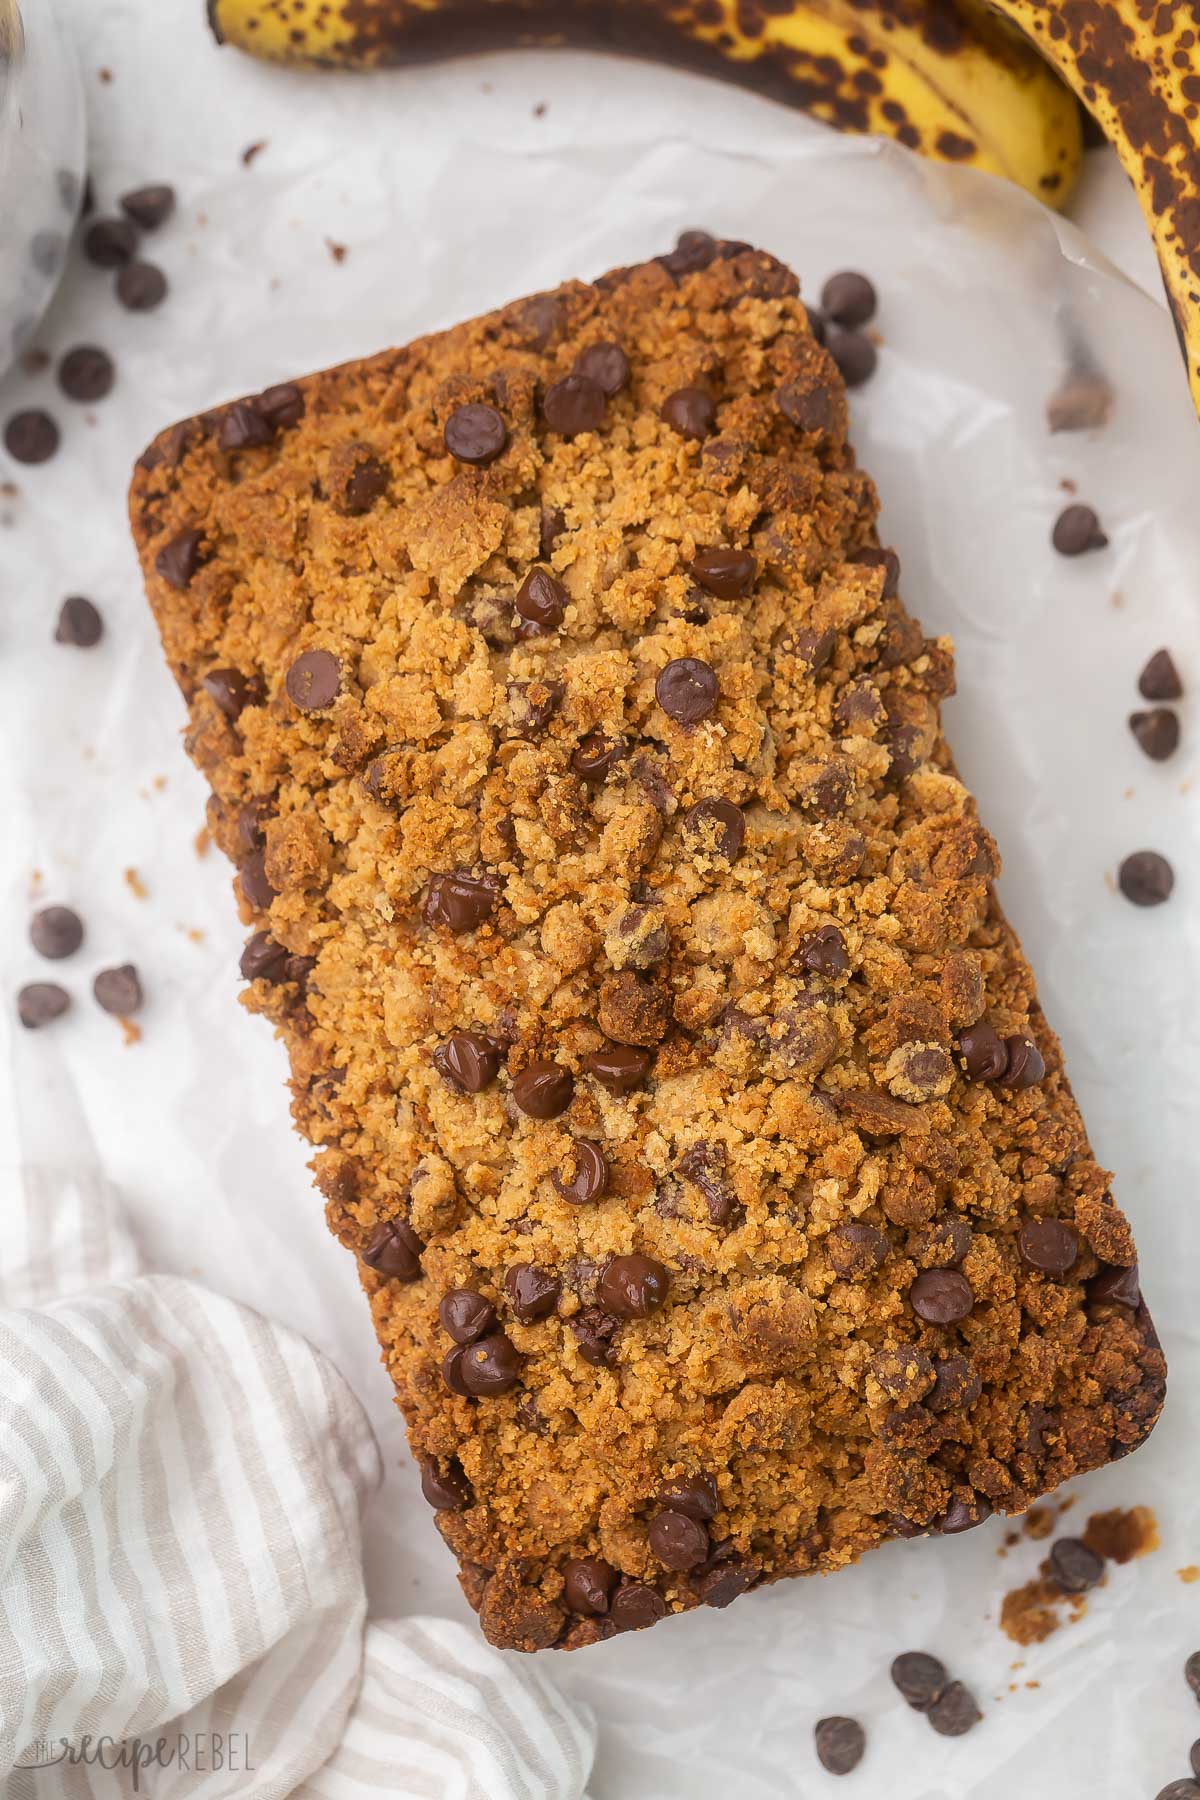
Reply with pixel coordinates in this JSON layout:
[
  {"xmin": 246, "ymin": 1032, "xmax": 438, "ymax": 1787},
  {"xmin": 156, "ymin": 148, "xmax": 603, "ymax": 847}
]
[{"xmin": 207, "ymin": 0, "xmax": 1200, "ymax": 414}]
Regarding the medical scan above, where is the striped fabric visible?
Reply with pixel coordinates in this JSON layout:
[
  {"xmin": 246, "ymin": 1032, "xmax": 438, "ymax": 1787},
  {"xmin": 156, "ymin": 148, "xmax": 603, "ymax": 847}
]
[{"xmin": 0, "ymin": 1168, "xmax": 595, "ymax": 1799}]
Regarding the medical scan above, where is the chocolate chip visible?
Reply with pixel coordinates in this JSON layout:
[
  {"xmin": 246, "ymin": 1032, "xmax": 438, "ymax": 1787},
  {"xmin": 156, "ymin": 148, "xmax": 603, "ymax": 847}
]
[
  {"xmin": 443, "ymin": 402, "xmax": 508, "ymax": 466},
  {"xmin": 870, "ymin": 1345, "xmax": 936, "ymax": 1404},
  {"xmin": 441, "ymin": 1345, "xmax": 471, "ymax": 1395},
  {"xmin": 459, "ymin": 1332, "xmax": 521, "ymax": 1396},
  {"xmin": 1155, "ymin": 1783, "xmax": 1200, "ymax": 1800},
  {"xmin": 799, "ymin": 923, "xmax": 849, "ymax": 978},
  {"xmin": 155, "ymin": 527, "xmax": 205, "ymax": 590},
  {"xmin": 828, "ymin": 331, "xmax": 877, "ymax": 387},
  {"xmin": 511, "ymin": 1060, "xmax": 573, "ymax": 1120},
  {"xmin": 93, "ymin": 964, "xmax": 143, "ymax": 1016},
  {"xmin": 660, "ymin": 229, "xmax": 718, "ymax": 276},
  {"xmin": 285, "ymin": 648, "xmax": 340, "ymax": 711},
  {"xmin": 120, "ymin": 183, "xmax": 175, "ymax": 230},
  {"xmin": 553, "ymin": 1141, "xmax": 608, "ymax": 1206},
  {"xmin": 777, "ymin": 382, "xmax": 834, "ymax": 433},
  {"xmin": 597, "ymin": 1253, "xmax": 670, "ymax": 1318},
  {"xmin": 689, "ymin": 547, "xmax": 756, "ymax": 599},
  {"xmin": 116, "ymin": 261, "xmax": 168, "ymax": 311},
  {"xmin": 790, "ymin": 626, "xmax": 836, "ymax": 673},
  {"xmin": 257, "ymin": 383, "xmax": 304, "ymax": 431},
  {"xmin": 1193, "ymin": 1745, "xmax": 1200, "ymax": 1781},
  {"xmin": 504, "ymin": 1263, "xmax": 561, "ymax": 1323},
  {"xmin": 852, "ymin": 544, "xmax": 900, "ymax": 597},
  {"xmin": 1018, "ymin": 1217, "xmax": 1078, "ymax": 1275},
  {"xmin": 574, "ymin": 341, "xmax": 630, "ymax": 396},
  {"xmin": 802, "ymin": 302, "xmax": 827, "ymax": 344},
  {"xmin": 1087, "ymin": 1262, "xmax": 1141, "ymax": 1307},
  {"xmin": 682, "ymin": 797, "xmax": 744, "ymax": 861},
  {"xmin": 571, "ymin": 732, "xmax": 625, "ymax": 784},
  {"xmin": 583, "ymin": 1043, "xmax": 652, "ymax": 1095},
  {"xmin": 515, "ymin": 566, "xmax": 566, "ymax": 629},
  {"xmin": 926, "ymin": 1354, "xmax": 981, "ymax": 1412},
  {"xmin": 609, "ymin": 1581, "xmax": 666, "ymax": 1631},
  {"xmin": 1119, "ymin": 849, "xmax": 1174, "ymax": 906},
  {"xmin": 957, "ymin": 1020, "xmax": 1008, "ymax": 1081},
  {"xmin": 238, "ymin": 848, "xmax": 277, "ymax": 911},
  {"xmin": 927, "ymin": 1681, "xmax": 981, "ymax": 1736},
  {"xmin": 239, "ymin": 931, "xmax": 290, "ymax": 982},
  {"xmin": 693, "ymin": 1552, "xmax": 756, "ymax": 1607},
  {"xmin": 83, "ymin": 217, "xmax": 137, "ymax": 267},
  {"xmin": 563, "ymin": 1556, "xmax": 617, "ymax": 1615},
  {"xmin": 1052, "ymin": 502, "xmax": 1107, "ymax": 555},
  {"xmin": 909, "ymin": 1268, "xmax": 974, "ymax": 1324},
  {"xmin": 30, "ymin": 906, "xmax": 83, "ymax": 960},
  {"xmin": 821, "ymin": 271, "xmax": 877, "ymax": 327},
  {"xmin": 814, "ymin": 1716, "xmax": 865, "ymax": 1776},
  {"xmin": 539, "ymin": 505, "xmax": 566, "ymax": 557},
  {"xmin": 656, "ymin": 657, "xmax": 718, "ymax": 724},
  {"xmin": 1186, "ymin": 1651, "xmax": 1200, "ymax": 1701},
  {"xmin": 17, "ymin": 982, "xmax": 70, "ymax": 1029},
  {"xmin": 678, "ymin": 1140, "xmax": 737, "ymax": 1227},
  {"xmin": 54, "ymin": 596, "xmax": 104, "ymax": 647},
  {"xmin": 362, "ymin": 1218, "xmax": 424, "ymax": 1281},
  {"xmin": 890, "ymin": 1651, "xmax": 947, "ymax": 1711},
  {"xmin": 827, "ymin": 1221, "xmax": 890, "ymax": 1278},
  {"xmin": 438, "ymin": 1289, "xmax": 498, "ymax": 1345},
  {"xmin": 58, "ymin": 345, "xmax": 114, "ymax": 402},
  {"xmin": 648, "ymin": 1509, "xmax": 708, "ymax": 1571},
  {"xmin": 1129, "ymin": 707, "xmax": 1180, "ymax": 761},
  {"xmin": 218, "ymin": 400, "xmax": 273, "ymax": 452},
  {"xmin": 1048, "ymin": 1536, "xmax": 1104, "ymax": 1593},
  {"xmin": 419, "ymin": 1455, "xmax": 473, "ymax": 1511},
  {"xmin": 660, "ymin": 387, "xmax": 715, "ymax": 440},
  {"xmin": 542, "ymin": 373, "xmax": 605, "ymax": 438},
  {"xmin": 569, "ymin": 1306, "xmax": 621, "ymax": 1366},
  {"xmin": 202, "ymin": 666, "xmax": 262, "ymax": 720},
  {"xmin": 936, "ymin": 1495, "xmax": 991, "ymax": 1535},
  {"xmin": 1139, "ymin": 648, "xmax": 1183, "ymax": 701},
  {"xmin": 423, "ymin": 871, "xmax": 499, "ymax": 934},
  {"xmin": 1000, "ymin": 1034, "xmax": 1046, "ymax": 1089},
  {"xmin": 4, "ymin": 409, "xmax": 59, "ymax": 464},
  {"xmin": 657, "ymin": 1472, "xmax": 718, "ymax": 1520},
  {"xmin": 433, "ymin": 1030, "xmax": 501, "ymax": 1094},
  {"xmin": 237, "ymin": 799, "xmax": 269, "ymax": 852}
]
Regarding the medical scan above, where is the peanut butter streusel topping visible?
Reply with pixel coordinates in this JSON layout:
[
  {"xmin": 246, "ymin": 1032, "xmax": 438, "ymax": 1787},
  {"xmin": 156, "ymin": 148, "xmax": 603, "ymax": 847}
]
[{"xmin": 129, "ymin": 234, "xmax": 1163, "ymax": 1653}]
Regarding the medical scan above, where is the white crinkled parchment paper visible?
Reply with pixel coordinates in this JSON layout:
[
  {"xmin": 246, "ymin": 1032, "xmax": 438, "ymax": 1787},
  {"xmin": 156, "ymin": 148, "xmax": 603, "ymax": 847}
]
[{"xmin": 2, "ymin": 5, "xmax": 1199, "ymax": 1794}]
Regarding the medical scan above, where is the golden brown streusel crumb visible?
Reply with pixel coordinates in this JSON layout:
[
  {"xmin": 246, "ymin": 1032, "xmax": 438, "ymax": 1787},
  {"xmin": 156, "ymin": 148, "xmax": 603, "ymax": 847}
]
[{"xmin": 128, "ymin": 235, "xmax": 1164, "ymax": 1653}]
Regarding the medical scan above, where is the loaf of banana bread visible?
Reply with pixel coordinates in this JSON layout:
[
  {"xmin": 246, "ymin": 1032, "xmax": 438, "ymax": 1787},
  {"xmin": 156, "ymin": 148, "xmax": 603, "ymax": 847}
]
[{"xmin": 129, "ymin": 235, "xmax": 1163, "ymax": 1652}]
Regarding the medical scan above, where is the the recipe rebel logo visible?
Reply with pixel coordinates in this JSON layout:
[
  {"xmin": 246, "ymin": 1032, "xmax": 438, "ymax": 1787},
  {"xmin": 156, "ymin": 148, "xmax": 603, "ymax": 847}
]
[{"xmin": 15, "ymin": 1731, "xmax": 256, "ymax": 1788}]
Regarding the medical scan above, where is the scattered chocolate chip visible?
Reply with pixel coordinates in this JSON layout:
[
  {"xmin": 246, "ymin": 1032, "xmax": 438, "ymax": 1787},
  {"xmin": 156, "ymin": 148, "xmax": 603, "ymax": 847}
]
[
  {"xmin": 512, "ymin": 1060, "xmax": 574, "ymax": 1119},
  {"xmin": 1139, "ymin": 648, "xmax": 1183, "ymax": 701},
  {"xmin": 851, "ymin": 544, "xmax": 900, "ymax": 597},
  {"xmin": 937, "ymin": 1495, "xmax": 991, "ymax": 1535},
  {"xmin": 777, "ymin": 382, "xmax": 834, "ymax": 433},
  {"xmin": 609, "ymin": 1580, "xmax": 666, "ymax": 1631},
  {"xmin": 505, "ymin": 1263, "xmax": 561, "ymax": 1323},
  {"xmin": 1186, "ymin": 1651, "xmax": 1200, "ymax": 1701},
  {"xmin": 828, "ymin": 331, "xmax": 877, "ymax": 387},
  {"xmin": 1193, "ymin": 1745, "xmax": 1200, "ymax": 1781},
  {"xmin": 563, "ymin": 1557, "xmax": 617, "ymax": 1615},
  {"xmin": 909, "ymin": 1268, "xmax": 974, "ymax": 1325},
  {"xmin": 542, "ymin": 373, "xmax": 605, "ymax": 438},
  {"xmin": 656, "ymin": 657, "xmax": 719, "ymax": 724},
  {"xmin": 83, "ymin": 216, "xmax": 137, "ymax": 267},
  {"xmin": 553, "ymin": 1140, "xmax": 609, "ymax": 1206},
  {"xmin": 689, "ymin": 546, "xmax": 756, "ymax": 599},
  {"xmin": 443, "ymin": 401, "xmax": 507, "ymax": 466},
  {"xmin": 155, "ymin": 527, "xmax": 204, "ymax": 590},
  {"xmin": 597, "ymin": 1253, "xmax": 670, "ymax": 1318},
  {"xmin": 202, "ymin": 666, "xmax": 262, "ymax": 720},
  {"xmin": 660, "ymin": 386, "xmax": 715, "ymax": 440},
  {"xmin": 120, "ymin": 183, "xmax": 175, "ymax": 230},
  {"xmin": 116, "ymin": 261, "xmax": 168, "ymax": 311},
  {"xmin": 1118, "ymin": 850, "xmax": 1174, "ymax": 907},
  {"xmin": 438, "ymin": 1288, "xmax": 498, "ymax": 1345},
  {"xmin": 54, "ymin": 596, "xmax": 104, "ymax": 647},
  {"xmin": 285, "ymin": 648, "xmax": 340, "ymax": 711},
  {"xmin": 1018, "ymin": 1217, "xmax": 1078, "ymax": 1275},
  {"xmin": 1087, "ymin": 1262, "xmax": 1141, "ymax": 1307},
  {"xmin": 682, "ymin": 797, "xmax": 744, "ymax": 862},
  {"xmin": 814, "ymin": 1716, "xmax": 865, "ymax": 1776},
  {"xmin": 799, "ymin": 923, "xmax": 849, "ymax": 978},
  {"xmin": 441, "ymin": 1344, "xmax": 471, "ymax": 1395},
  {"xmin": 957, "ymin": 1020, "xmax": 1008, "ymax": 1081},
  {"xmin": 459, "ymin": 1332, "xmax": 521, "ymax": 1396},
  {"xmin": 1048, "ymin": 1536, "xmax": 1104, "ymax": 1593},
  {"xmin": 659, "ymin": 229, "xmax": 718, "ymax": 276},
  {"xmin": 569, "ymin": 1306, "xmax": 621, "ymax": 1367},
  {"xmin": 658, "ymin": 1472, "xmax": 718, "ymax": 1520},
  {"xmin": 238, "ymin": 848, "xmax": 277, "ymax": 911},
  {"xmin": 891, "ymin": 1651, "xmax": 947, "ymax": 1711},
  {"xmin": 821, "ymin": 271, "xmax": 876, "ymax": 328},
  {"xmin": 29, "ymin": 906, "xmax": 83, "ymax": 961},
  {"xmin": 362, "ymin": 1218, "xmax": 424, "ymax": 1281},
  {"xmin": 1052, "ymin": 502, "xmax": 1107, "ymax": 555},
  {"xmin": 419, "ymin": 1456, "xmax": 473, "ymax": 1511},
  {"xmin": 1155, "ymin": 1783, "xmax": 1200, "ymax": 1800},
  {"xmin": 1129, "ymin": 707, "xmax": 1180, "ymax": 761},
  {"xmin": 583, "ymin": 1043, "xmax": 652, "ymax": 1095},
  {"xmin": 17, "ymin": 982, "xmax": 70, "ymax": 1029},
  {"xmin": 4, "ymin": 409, "xmax": 59, "ymax": 464},
  {"xmin": 574, "ymin": 341, "xmax": 629, "ymax": 395},
  {"xmin": 239, "ymin": 931, "xmax": 289, "ymax": 982},
  {"xmin": 423, "ymin": 871, "xmax": 499, "ymax": 934},
  {"xmin": 649, "ymin": 1509, "xmax": 708, "ymax": 1571},
  {"xmin": 93, "ymin": 964, "xmax": 142, "ymax": 1016},
  {"xmin": 515, "ymin": 565, "xmax": 566, "ymax": 629},
  {"xmin": 1000, "ymin": 1034, "xmax": 1046, "ymax": 1089},
  {"xmin": 571, "ymin": 732, "xmax": 625, "ymax": 784},
  {"xmin": 927, "ymin": 1681, "xmax": 981, "ymax": 1736},
  {"xmin": 58, "ymin": 344, "xmax": 115, "ymax": 402},
  {"xmin": 433, "ymin": 1030, "xmax": 501, "ymax": 1094}
]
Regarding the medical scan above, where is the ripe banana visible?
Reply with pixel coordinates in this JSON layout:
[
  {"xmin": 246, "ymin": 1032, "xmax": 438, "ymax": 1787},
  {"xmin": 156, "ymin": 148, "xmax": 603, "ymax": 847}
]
[{"xmin": 207, "ymin": 0, "xmax": 1083, "ymax": 207}]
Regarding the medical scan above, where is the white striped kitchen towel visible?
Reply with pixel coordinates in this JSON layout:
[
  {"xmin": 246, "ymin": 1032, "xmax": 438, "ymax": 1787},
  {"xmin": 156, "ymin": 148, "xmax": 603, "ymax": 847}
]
[{"xmin": 0, "ymin": 1165, "xmax": 595, "ymax": 1800}]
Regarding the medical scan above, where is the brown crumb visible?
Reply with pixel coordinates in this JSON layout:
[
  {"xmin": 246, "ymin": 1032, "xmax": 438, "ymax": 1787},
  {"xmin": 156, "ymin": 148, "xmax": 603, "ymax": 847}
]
[
  {"xmin": 153, "ymin": 774, "xmax": 168, "ymax": 792},
  {"xmin": 1178, "ymin": 1566, "xmax": 1200, "ymax": 1584},
  {"xmin": 1025, "ymin": 1680, "xmax": 1041, "ymax": 1689},
  {"xmin": 0, "ymin": 479, "xmax": 18, "ymax": 496},
  {"xmin": 20, "ymin": 348, "xmax": 49, "ymax": 376},
  {"xmin": 1083, "ymin": 1505, "xmax": 1159, "ymax": 1564},
  {"xmin": 1004, "ymin": 1531, "xmax": 1020, "ymax": 1548},
  {"xmin": 98, "ymin": 66, "xmax": 113, "ymax": 82},
  {"xmin": 1110, "ymin": 590, "xmax": 1124, "ymax": 608},
  {"xmin": 1047, "ymin": 369, "xmax": 1113, "ymax": 433},
  {"xmin": 241, "ymin": 140, "xmax": 268, "ymax": 166},
  {"xmin": 29, "ymin": 868, "xmax": 43, "ymax": 896},
  {"xmin": 194, "ymin": 827, "xmax": 211, "ymax": 859},
  {"xmin": 185, "ymin": 927, "xmax": 205, "ymax": 944},
  {"xmin": 1000, "ymin": 1571, "xmax": 1087, "ymax": 1646},
  {"xmin": 1058, "ymin": 1497, "xmax": 1075, "ymax": 1515},
  {"xmin": 533, "ymin": 102, "xmax": 547, "ymax": 117},
  {"xmin": 1024, "ymin": 1506, "xmax": 1055, "ymax": 1541},
  {"xmin": 124, "ymin": 867, "xmax": 148, "ymax": 900},
  {"xmin": 119, "ymin": 1017, "xmax": 142, "ymax": 1047},
  {"xmin": 1058, "ymin": 475, "xmax": 1078, "ymax": 493},
  {"xmin": 325, "ymin": 238, "xmax": 347, "ymax": 264}
]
